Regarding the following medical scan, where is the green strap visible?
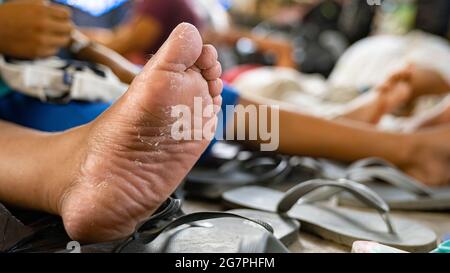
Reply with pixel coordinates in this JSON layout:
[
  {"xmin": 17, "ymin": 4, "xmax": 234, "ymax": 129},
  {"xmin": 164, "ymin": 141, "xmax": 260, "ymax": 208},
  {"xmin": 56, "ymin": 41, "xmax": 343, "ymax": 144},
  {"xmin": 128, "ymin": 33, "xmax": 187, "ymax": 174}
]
[
  {"xmin": 0, "ymin": 79, "xmax": 10, "ymax": 97},
  {"xmin": 431, "ymin": 240, "xmax": 450, "ymax": 253}
]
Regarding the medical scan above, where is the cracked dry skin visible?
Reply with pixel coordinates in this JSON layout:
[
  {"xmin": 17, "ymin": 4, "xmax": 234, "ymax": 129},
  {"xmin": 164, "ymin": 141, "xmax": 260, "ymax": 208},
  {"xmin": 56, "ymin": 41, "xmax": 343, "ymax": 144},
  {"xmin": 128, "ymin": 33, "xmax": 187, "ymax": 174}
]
[{"xmin": 59, "ymin": 23, "xmax": 223, "ymax": 243}]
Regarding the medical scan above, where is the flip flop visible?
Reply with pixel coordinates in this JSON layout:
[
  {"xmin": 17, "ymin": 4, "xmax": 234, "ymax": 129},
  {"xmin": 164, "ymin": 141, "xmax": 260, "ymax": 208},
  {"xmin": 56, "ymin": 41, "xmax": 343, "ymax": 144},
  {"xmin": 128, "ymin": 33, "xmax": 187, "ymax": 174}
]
[
  {"xmin": 117, "ymin": 212, "xmax": 289, "ymax": 253},
  {"xmin": 115, "ymin": 197, "xmax": 291, "ymax": 253},
  {"xmin": 79, "ymin": 197, "xmax": 291, "ymax": 253},
  {"xmin": 2, "ymin": 198, "xmax": 182, "ymax": 253},
  {"xmin": 225, "ymin": 209, "xmax": 300, "ymax": 246},
  {"xmin": 0, "ymin": 202, "xmax": 72, "ymax": 253},
  {"xmin": 222, "ymin": 179, "xmax": 437, "ymax": 252},
  {"xmin": 0, "ymin": 203, "xmax": 34, "ymax": 252},
  {"xmin": 184, "ymin": 142, "xmax": 291, "ymax": 199},
  {"xmin": 339, "ymin": 158, "xmax": 450, "ymax": 211},
  {"xmin": 2, "ymin": 197, "xmax": 289, "ymax": 253}
]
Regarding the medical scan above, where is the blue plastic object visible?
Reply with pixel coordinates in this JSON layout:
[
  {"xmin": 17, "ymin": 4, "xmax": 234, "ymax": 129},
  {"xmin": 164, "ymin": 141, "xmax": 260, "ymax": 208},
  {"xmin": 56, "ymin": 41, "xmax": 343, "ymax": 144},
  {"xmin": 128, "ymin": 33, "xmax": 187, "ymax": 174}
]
[
  {"xmin": 431, "ymin": 240, "xmax": 450, "ymax": 253},
  {"xmin": 53, "ymin": 0, "xmax": 129, "ymax": 16}
]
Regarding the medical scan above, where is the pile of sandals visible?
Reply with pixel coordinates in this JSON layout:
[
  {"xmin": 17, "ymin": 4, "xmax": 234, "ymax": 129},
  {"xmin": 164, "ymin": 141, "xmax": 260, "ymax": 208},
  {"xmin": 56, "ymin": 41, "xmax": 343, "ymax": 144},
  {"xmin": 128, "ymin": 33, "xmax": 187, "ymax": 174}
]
[{"xmin": 2, "ymin": 141, "xmax": 449, "ymax": 253}]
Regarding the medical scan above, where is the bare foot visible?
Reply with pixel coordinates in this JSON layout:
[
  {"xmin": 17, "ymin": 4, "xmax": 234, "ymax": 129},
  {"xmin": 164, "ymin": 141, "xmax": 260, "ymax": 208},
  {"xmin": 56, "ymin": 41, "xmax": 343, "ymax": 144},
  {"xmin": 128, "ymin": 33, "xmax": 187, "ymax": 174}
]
[
  {"xmin": 58, "ymin": 23, "xmax": 223, "ymax": 242},
  {"xmin": 403, "ymin": 126, "xmax": 450, "ymax": 186},
  {"xmin": 405, "ymin": 97, "xmax": 450, "ymax": 131},
  {"xmin": 340, "ymin": 68, "xmax": 412, "ymax": 124}
]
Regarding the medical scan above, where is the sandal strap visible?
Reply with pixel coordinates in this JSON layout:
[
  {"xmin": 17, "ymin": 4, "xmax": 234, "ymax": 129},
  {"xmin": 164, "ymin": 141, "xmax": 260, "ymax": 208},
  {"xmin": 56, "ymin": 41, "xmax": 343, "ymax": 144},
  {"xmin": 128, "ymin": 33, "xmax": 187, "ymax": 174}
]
[
  {"xmin": 136, "ymin": 197, "xmax": 183, "ymax": 232},
  {"xmin": 276, "ymin": 179, "xmax": 395, "ymax": 234},
  {"xmin": 0, "ymin": 203, "xmax": 35, "ymax": 252},
  {"xmin": 189, "ymin": 153, "xmax": 291, "ymax": 185},
  {"xmin": 115, "ymin": 212, "xmax": 274, "ymax": 252},
  {"xmin": 348, "ymin": 157, "xmax": 397, "ymax": 170},
  {"xmin": 347, "ymin": 157, "xmax": 432, "ymax": 197}
]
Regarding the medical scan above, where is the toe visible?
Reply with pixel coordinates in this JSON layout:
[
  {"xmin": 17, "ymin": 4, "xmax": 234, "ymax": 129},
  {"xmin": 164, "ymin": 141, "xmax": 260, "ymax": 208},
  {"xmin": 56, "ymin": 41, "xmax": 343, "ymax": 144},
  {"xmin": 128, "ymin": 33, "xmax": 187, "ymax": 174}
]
[
  {"xmin": 213, "ymin": 95, "xmax": 223, "ymax": 112},
  {"xmin": 149, "ymin": 23, "xmax": 203, "ymax": 72},
  {"xmin": 195, "ymin": 45, "xmax": 218, "ymax": 70},
  {"xmin": 202, "ymin": 62, "xmax": 222, "ymax": 81},
  {"xmin": 208, "ymin": 79, "xmax": 223, "ymax": 98}
]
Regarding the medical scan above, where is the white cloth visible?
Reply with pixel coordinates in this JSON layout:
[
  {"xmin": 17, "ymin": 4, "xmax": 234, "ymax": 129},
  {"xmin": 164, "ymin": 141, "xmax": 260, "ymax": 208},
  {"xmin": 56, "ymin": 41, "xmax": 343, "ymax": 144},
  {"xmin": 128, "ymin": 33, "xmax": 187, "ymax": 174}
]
[
  {"xmin": 232, "ymin": 31, "xmax": 450, "ymax": 123},
  {"xmin": 232, "ymin": 66, "xmax": 358, "ymax": 119},
  {"xmin": 329, "ymin": 31, "xmax": 450, "ymax": 88},
  {"xmin": 0, "ymin": 55, "xmax": 128, "ymax": 102}
]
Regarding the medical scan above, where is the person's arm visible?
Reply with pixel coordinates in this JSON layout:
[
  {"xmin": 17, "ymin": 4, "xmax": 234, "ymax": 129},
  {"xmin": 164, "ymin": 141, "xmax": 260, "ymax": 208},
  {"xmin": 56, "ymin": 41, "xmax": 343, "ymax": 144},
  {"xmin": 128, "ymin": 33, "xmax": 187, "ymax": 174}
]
[
  {"xmin": 204, "ymin": 28, "xmax": 296, "ymax": 68},
  {"xmin": 233, "ymin": 95, "xmax": 450, "ymax": 186},
  {"xmin": 235, "ymin": 96, "xmax": 409, "ymax": 164},
  {"xmin": 71, "ymin": 30, "xmax": 139, "ymax": 84},
  {"xmin": 84, "ymin": 16, "xmax": 162, "ymax": 56}
]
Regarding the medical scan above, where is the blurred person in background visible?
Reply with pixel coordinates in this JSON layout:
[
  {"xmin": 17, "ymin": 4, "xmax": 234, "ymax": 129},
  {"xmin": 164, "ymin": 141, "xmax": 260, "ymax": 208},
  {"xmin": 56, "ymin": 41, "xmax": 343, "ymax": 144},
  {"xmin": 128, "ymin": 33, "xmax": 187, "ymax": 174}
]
[
  {"xmin": 82, "ymin": 0, "xmax": 297, "ymax": 68},
  {"xmin": 1, "ymin": 0, "xmax": 450, "ymax": 189},
  {"xmin": 83, "ymin": 0, "xmax": 205, "ymax": 65},
  {"xmin": 0, "ymin": 0, "xmax": 141, "ymax": 132},
  {"xmin": 225, "ymin": 0, "xmax": 450, "ymax": 131}
]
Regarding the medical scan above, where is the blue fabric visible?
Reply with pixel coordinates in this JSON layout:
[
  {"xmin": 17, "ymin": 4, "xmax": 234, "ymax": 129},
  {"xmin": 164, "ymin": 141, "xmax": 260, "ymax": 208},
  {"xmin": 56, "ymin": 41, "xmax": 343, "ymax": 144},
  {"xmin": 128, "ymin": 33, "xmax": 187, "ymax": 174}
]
[
  {"xmin": 0, "ymin": 85, "xmax": 239, "ymax": 160},
  {"xmin": 0, "ymin": 85, "xmax": 240, "ymax": 137},
  {"xmin": 201, "ymin": 85, "xmax": 240, "ymax": 159},
  {"xmin": 216, "ymin": 84, "xmax": 240, "ymax": 140},
  {"xmin": 0, "ymin": 91, "xmax": 110, "ymax": 132}
]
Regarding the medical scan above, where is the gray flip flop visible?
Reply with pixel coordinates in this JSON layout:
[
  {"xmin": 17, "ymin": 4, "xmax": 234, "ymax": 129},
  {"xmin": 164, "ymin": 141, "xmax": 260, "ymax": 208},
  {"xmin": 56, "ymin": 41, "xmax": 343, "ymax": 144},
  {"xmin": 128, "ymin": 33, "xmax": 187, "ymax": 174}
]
[
  {"xmin": 340, "ymin": 158, "xmax": 450, "ymax": 211},
  {"xmin": 0, "ymin": 203, "xmax": 34, "ymax": 252},
  {"xmin": 119, "ymin": 212, "xmax": 290, "ymax": 253},
  {"xmin": 222, "ymin": 179, "xmax": 437, "ymax": 252},
  {"xmin": 226, "ymin": 209, "xmax": 300, "ymax": 246}
]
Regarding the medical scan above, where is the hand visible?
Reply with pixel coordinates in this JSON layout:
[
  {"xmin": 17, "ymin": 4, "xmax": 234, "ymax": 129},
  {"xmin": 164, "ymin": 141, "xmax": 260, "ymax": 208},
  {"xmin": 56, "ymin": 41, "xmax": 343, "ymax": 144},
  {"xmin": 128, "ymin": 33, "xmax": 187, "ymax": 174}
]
[{"xmin": 0, "ymin": 0, "xmax": 73, "ymax": 58}]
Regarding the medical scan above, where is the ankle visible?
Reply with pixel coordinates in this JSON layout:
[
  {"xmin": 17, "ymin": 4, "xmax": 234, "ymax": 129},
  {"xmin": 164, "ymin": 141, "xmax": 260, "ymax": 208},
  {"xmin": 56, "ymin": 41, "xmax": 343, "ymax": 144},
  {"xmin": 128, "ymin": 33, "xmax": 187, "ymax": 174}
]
[
  {"xmin": 393, "ymin": 133, "xmax": 420, "ymax": 168},
  {"xmin": 400, "ymin": 132, "xmax": 430, "ymax": 168},
  {"xmin": 44, "ymin": 125, "xmax": 91, "ymax": 215}
]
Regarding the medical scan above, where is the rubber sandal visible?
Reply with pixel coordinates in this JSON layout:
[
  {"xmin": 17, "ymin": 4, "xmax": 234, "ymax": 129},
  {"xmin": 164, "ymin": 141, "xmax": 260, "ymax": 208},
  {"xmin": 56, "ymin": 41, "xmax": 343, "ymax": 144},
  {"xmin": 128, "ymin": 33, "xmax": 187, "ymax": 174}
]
[
  {"xmin": 184, "ymin": 142, "xmax": 291, "ymax": 199},
  {"xmin": 117, "ymin": 211, "xmax": 289, "ymax": 253},
  {"xmin": 225, "ymin": 209, "xmax": 300, "ymax": 246},
  {"xmin": 339, "ymin": 158, "xmax": 450, "ymax": 211},
  {"xmin": 0, "ymin": 203, "xmax": 34, "ymax": 252},
  {"xmin": 2, "ymin": 198, "xmax": 183, "ymax": 253},
  {"xmin": 288, "ymin": 157, "xmax": 450, "ymax": 211},
  {"xmin": 114, "ymin": 196, "xmax": 290, "ymax": 253},
  {"xmin": 222, "ymin": 179, "xmax": 437, "ymax": 252},
  {"xmin": 1, "ymin": 202, "xmax": 72, "ymax": 253},
  {"xmin": 74, "ymin": 196, "xmax": 290, "ymax": 253},
  {"xmin": 2, "ymin": 196, "xmax": 289, "ymax": 253}
]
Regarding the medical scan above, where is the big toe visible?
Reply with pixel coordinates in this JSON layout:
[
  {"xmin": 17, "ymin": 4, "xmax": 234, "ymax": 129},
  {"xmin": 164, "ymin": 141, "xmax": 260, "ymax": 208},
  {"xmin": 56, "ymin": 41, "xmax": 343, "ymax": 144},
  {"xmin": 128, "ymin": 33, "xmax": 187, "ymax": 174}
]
[{"xmin": 150, "ymin": 23, "xmax": 203, "ymax": 72}]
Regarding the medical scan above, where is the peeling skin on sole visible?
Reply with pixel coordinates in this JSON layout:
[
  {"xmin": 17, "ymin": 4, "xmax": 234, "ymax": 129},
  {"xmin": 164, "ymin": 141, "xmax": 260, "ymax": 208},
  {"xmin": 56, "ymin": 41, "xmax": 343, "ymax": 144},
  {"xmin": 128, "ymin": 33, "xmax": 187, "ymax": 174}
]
[{"xmin": 58, "ymin": 23, "xmax": 223, "ymax": 243}]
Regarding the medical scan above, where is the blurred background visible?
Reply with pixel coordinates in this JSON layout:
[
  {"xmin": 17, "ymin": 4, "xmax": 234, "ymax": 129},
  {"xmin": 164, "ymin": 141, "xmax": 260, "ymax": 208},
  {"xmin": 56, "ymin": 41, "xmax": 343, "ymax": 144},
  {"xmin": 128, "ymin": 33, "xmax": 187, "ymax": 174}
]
[{"xmin": 58, "ymin": 0, "xmax": 450, "ymax": 77}]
